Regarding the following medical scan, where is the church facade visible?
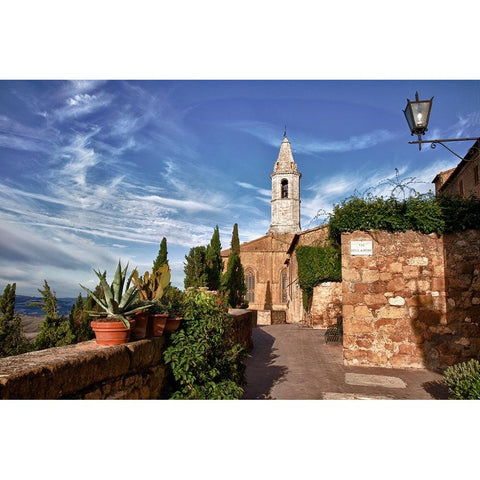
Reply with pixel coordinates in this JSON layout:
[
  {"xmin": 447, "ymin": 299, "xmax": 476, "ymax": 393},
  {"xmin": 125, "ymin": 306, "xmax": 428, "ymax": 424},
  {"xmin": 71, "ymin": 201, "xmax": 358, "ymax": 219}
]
[{"xmin": 221, "ymin": 135, "xmax": 341, "ymax": 325}]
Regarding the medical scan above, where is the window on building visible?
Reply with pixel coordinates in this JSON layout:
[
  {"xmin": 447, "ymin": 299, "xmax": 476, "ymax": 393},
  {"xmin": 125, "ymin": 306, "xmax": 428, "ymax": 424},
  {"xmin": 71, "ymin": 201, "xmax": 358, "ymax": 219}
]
[
  {"xmin": 281, "ymin": 270, "xmax": 288, "ymax": 303},
  {"xmin": 459, "ymin": 180, "xmax": 464, "ymax": 197},
  {"xmin": 281, "ymin": 179, "xmax": 288, "ymax": 198},
  {"xmin": 474, "ymin": 165, "xmax": 479, "ymax": 186},
  {"xmin": 245, "ymin": 269, "xmax": 255, "ymax": 303}
]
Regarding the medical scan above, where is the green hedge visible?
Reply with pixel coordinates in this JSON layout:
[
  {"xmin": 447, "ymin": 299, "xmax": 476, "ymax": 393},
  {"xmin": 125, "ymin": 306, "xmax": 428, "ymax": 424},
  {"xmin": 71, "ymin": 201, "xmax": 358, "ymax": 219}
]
[
  {"xmin": 328, "ymin": 193, "xmax": 480, "ymax": 244},
  {"xmin": 296, "ymin": 245, "xmax": 341, "ymax": 311}
]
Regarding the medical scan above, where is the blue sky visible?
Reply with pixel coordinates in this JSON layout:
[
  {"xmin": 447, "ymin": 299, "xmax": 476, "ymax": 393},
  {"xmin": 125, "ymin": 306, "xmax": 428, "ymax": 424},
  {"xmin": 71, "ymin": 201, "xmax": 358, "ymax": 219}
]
[{"xmin": 1, "ymin": 79, "xmax": 479, "ymax": 297}]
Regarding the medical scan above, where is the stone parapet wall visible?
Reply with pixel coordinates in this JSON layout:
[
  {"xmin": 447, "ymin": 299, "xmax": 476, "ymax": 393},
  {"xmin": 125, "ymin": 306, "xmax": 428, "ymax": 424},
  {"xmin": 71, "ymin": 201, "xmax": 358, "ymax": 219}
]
[
  {"xmin": 0, "ymin": 337, "xmax": 167, "ymax": 399},
  {"xmin": 228, "ymin": 309, "xmax": 255, "ymax": 350},
  {"xmin": 341, "ymin": 230, "xmax": 480, "ymax": 370},
  {"xmin": 0, "ymin": 310, "xmax": 255, "ymax": 399}
]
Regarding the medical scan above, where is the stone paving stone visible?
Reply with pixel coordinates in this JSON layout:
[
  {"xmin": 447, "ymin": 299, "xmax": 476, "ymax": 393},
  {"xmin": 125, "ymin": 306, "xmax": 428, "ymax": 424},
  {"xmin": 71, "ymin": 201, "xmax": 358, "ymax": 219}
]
[
  {"xmin": 322, "ymin": 392, "xmax": 396, "ymax": 400},
  {"xmin": 345, "ymin": 372, "xmax": 407, "ymax": 388},
  {"xmin": 243, "ymin": 324, "xmax": 448, "ymax": 400}
]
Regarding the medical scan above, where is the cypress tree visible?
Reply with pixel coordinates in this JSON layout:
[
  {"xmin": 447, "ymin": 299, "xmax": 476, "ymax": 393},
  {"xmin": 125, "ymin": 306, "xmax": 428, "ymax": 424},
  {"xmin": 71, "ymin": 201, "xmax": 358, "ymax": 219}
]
[
  {"xmin": 153, "ymin": 237, "xmax": 169, "ymax": 271},
  {"xmin": 221, "ymin": 224, "xmax": 247, "ymax": 308},
  {"xmin": 231, "ymin": 223, "xmax": 240, "ymax": 255},
  {"xmin": 0, "ymin": 283, "xmax": 31, "ymax": 358},
  {"xmin": 184, "ymin": 246, "xmax": 208, "ymax": 289},
  {"xmin": 206, "ymin": 225, "xmax": 223, "ymax": 291}
]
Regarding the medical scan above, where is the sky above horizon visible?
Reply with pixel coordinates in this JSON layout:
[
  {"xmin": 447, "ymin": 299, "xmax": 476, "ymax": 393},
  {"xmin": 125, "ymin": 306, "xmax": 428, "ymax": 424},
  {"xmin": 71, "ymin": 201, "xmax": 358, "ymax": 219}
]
[{"xmin": 1, "ymin": 79, "xmax": 480, "ymax": 297}]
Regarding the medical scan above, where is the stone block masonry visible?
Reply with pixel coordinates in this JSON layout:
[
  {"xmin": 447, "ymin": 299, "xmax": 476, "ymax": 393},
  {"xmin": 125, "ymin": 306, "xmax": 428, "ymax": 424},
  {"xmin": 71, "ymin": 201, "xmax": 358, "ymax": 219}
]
[
  {"xmin": 341, "ymin": 230, "xmax": 480, "ymax": 370},
  {"xmin": 0, "ymin": 338, "xmax": 167, "ymax": 399}
]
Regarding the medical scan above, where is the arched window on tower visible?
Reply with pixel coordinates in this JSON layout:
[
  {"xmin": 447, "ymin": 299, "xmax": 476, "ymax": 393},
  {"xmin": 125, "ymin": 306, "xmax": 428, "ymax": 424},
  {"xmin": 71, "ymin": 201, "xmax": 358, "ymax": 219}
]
[
  {"xmin": 245, "ymin": 269, "xmax": 255, "ymax": 304},
  {"xmin": 281, "ymin": 179, "xmax": 288, "ymax": 198}
]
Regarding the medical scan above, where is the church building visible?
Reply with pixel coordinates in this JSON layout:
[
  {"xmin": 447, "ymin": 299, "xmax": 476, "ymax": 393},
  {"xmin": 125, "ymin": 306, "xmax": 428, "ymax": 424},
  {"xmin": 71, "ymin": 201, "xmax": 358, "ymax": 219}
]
[{"xmin": 221, "ymin": 134, "xmax": 340, "ymax": 326}]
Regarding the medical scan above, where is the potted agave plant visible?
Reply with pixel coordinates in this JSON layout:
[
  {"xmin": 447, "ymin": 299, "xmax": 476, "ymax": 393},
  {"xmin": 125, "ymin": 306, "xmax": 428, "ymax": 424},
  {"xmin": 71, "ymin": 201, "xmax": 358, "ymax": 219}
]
[
  {"xmin": 132, "ymin": 264, "xmax": 171, "ymax": 338},
  {"xmin": 80, "ymin": 261, "xmax": 151, "ymax": 345}
]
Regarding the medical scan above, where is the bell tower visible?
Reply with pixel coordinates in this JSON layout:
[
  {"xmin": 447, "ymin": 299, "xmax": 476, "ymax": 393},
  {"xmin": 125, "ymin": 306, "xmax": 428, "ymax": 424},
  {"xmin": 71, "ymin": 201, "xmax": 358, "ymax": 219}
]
[{"xmin": 268, "ymin": 133, "xmax": 301, "ymax": 234}]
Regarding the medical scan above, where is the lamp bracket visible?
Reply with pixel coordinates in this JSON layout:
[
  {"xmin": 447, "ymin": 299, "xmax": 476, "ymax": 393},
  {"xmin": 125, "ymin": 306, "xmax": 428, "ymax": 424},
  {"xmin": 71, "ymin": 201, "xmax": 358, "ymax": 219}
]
[{"xmin": 408, "ymin": 137, "xmax": 480, "ymax": 159}]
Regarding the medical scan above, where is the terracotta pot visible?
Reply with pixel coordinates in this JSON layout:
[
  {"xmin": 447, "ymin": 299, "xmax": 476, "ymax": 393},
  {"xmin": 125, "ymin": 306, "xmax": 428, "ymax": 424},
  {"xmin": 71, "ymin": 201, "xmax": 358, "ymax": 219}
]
[
  {"xmin": 91, "ymin": 318, "xmax": 135, "ymax": 345},
  {"xmin": 165, "ymin": 316, "xmax": 183, "ymax": 334},
  {"xmin": 131, "ymin": 311, "xmax": 149, "ymax": 340},
  {"xmin": 148, "ymin": 313, "xmax": 168, "ymax": 337}
]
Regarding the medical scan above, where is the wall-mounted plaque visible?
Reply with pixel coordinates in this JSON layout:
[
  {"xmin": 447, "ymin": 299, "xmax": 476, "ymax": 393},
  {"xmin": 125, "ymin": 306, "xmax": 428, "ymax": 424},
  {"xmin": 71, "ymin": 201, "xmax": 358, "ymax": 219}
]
[{"xmin": 351, "ymin": 240, "xmax": 373, "ymax": 256}]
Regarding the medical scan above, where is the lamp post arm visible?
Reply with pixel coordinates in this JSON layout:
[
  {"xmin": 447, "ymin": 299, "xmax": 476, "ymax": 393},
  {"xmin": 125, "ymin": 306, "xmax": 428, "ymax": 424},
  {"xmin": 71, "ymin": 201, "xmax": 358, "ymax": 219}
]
[{"xmin": 408, "ymin": 137, "xmax": 480, "ymax": 160}]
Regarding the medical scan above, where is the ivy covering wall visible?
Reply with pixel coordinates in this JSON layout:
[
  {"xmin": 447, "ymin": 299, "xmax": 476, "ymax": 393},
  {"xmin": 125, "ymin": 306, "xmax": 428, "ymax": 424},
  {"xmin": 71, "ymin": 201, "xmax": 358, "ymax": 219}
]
[{"xmin": 296, "ymin": 245, "xmax": 341, "ymax": 311}]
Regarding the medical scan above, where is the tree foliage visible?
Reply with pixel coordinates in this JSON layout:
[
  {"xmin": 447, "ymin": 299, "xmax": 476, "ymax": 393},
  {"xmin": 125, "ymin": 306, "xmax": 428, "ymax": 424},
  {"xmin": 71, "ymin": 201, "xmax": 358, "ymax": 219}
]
[
  {"xmin": 162, "ymin": 289, "xmax": 247, "ymax": 399},
  {"xmin": 31, "ymin": 281, "xmax": 76, "ymax": 350},
  {"xmin": 184, "ymin": 246, "xmax": 208, "ymax": 289},
  {"xmin": 153, "ymin": 237, "xmax": 169, "ymax": 271},
  {"xmin": 0, "ymin": 283, "xmax": 31, "ymax": 358},
  {"xmin": 231, "ymin": 223, "xmax": 240, "ymax": 255},
  {"xmin": 205, "ymin": 225, "xmax": 223, "ymax": 291},
  {"xmin": 220, "ymin": 223, "xmax": 246, "ymax": 308},
  {"xmin": 68, "ymin": 293, "xmax": 95, "ymax": 342}
]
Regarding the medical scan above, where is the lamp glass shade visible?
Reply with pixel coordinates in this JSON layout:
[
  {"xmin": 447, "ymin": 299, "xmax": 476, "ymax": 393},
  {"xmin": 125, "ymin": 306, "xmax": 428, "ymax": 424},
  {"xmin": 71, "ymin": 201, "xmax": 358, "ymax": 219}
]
[{"xmin": 404, "ymin": 97, "xmax": 433, "ymax": 135}]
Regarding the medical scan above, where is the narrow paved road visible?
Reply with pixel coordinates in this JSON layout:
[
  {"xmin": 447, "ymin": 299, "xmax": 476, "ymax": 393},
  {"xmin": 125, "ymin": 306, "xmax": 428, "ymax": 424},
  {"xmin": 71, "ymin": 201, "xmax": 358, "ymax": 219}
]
[{"xmin": 243, "ymin": 324, "xmax": 448, "ymax": 399}]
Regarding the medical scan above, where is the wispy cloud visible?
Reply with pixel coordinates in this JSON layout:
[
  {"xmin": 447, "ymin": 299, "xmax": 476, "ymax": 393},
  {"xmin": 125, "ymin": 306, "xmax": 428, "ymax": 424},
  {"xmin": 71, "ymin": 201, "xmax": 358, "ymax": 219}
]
[
  {"xmin": 295, "ymin": 130, "xmax": 398, "ymax": 154},
  {"xmin": 235, "ymin": 181, "xmax": 271, "ymax": 197},
  {"xmin": 0, "ymin": 114, "xmax": 56, "ymax": 153},
  {"xmin": 227, "ymin": 120, "xmax": 398, "ymax": 154},
  {"xmin": 53, "ymin": 91, "xmax": 113, "ymax": 122}
]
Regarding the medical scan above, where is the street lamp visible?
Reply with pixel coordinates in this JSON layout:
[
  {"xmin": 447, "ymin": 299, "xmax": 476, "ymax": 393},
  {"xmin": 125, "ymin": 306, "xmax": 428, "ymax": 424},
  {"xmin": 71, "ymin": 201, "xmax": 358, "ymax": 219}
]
[{"xmin": 403, "ymin": 91, "xmax": 479, "ymax": 159}]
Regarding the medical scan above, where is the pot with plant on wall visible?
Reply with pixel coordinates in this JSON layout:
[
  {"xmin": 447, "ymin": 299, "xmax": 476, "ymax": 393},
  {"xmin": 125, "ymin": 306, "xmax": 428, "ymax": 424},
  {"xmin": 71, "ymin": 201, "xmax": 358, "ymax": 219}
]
[
  {"xmin": 158, "ymin": 286, "xmax": 185, "ymax": 334},
  {"xmin": 80, "ymin": 261, "xmax": 152, "ymax": 345},
  {"xmin": 132, "ymin": 264, "xmax": 171, "ymax": 338}
]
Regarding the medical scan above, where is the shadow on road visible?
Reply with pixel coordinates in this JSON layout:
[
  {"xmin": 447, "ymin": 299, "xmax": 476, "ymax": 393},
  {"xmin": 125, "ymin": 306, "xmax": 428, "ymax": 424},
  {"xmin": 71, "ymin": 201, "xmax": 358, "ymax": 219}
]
[{"xmin": 243, "ymin": 327, "xmax": 288, "ymax": 399}]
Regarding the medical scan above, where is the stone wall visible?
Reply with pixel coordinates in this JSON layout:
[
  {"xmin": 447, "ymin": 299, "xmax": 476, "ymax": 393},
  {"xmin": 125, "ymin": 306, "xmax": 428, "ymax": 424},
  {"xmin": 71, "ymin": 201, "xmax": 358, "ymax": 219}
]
[
  {"xmin": 341, "ymin": 230, "xmax": 480, "ymax": 370},
  {"xmin": 0, "ymin": 310, "xmax": 255, "ymax": 399},
  {"xmin": 308, "ymin": 282, "xmax": 342, "ymax": 328},
  {"xmin": 443, "ymin": 230, "xmax": 480, "ymax": 364},
  {"xmin": 0, "ymin": 338, "xmax": 167, "ymax": 399}
]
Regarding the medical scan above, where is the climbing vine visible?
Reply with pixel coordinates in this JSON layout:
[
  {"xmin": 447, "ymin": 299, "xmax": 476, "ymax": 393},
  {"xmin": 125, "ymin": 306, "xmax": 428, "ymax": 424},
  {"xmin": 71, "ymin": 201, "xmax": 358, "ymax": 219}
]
[{"xmin": 296, "ymin": 245, "xmax": 341, "ymax": 312}]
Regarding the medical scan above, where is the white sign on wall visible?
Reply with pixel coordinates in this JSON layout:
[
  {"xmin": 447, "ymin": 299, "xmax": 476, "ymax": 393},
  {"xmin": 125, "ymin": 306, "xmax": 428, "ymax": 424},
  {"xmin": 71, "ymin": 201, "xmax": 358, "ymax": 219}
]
[{"xmin": 351, "ymin": 240, "xmax": 373, "ymax": 256}]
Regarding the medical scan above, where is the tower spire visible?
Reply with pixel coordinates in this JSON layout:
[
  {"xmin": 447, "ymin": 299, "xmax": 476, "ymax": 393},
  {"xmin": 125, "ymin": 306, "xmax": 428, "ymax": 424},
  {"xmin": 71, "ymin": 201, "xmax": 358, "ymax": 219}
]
[{"xmin": 268, "ymin": 135, "xmax": 302, "ymax": 234}]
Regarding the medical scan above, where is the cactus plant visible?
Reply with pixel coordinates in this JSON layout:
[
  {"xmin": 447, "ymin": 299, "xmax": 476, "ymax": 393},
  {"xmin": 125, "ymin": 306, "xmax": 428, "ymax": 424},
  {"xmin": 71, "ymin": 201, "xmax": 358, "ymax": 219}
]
[
  {"xmin": 80, "ymin": 261, "xmax": 151, "ymax": 328},
  {"xmin": 132, "ymin": 264, "xmax": 171, "ymax": 302}
]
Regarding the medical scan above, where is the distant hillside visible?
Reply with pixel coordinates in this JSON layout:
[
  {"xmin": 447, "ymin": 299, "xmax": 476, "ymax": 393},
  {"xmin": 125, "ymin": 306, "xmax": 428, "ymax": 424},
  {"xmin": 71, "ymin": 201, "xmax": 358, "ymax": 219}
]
[{"xmin": 15, "ymin": 295, "xmax": 78, "ymax": 316}]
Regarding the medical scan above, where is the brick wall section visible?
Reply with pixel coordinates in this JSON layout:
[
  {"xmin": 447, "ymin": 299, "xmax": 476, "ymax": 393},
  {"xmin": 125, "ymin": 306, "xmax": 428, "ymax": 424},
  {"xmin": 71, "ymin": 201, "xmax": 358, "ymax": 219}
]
[
  {"xmin": 341, "ymin": 230, "xmax": 480, "ymax": 370},
  {"xmin": 0, "ymin": 310, "xmax": 254, "ymax": 399}
]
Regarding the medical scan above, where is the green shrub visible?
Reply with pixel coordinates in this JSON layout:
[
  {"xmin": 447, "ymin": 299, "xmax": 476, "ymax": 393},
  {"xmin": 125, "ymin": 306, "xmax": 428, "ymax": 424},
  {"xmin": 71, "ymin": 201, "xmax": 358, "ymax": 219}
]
[
  {"xmin": 443, "ymin": 359, "xmax": 480, "ymax": 400},
  {"xmin": 437, "ymin": 195, "xmax": 480, "ymax": 232},
  {"xmin": 296, "ymin": 245, "xmax": 341, "ymax": 311},
  {"xmin": 328, "ymin": 193, "xmax": 444, "ymax": 244},
  {"xmin": 162, "ymin": 289, "xmax": 247, "ymax": 399}
]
